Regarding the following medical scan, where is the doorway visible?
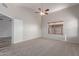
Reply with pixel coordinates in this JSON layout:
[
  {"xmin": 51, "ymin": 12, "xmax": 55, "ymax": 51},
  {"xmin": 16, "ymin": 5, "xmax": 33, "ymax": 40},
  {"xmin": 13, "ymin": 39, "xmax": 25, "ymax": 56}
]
[{"xmin": 0, "ymin": 14, "xmax": 12, "ymax": 48}]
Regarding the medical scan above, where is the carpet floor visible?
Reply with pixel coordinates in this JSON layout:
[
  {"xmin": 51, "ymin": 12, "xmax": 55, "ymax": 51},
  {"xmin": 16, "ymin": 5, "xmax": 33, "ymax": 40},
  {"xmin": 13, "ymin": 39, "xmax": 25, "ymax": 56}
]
[{"xmin": 0, "ymin": 38, "xmax": 79, "ymax": 56}]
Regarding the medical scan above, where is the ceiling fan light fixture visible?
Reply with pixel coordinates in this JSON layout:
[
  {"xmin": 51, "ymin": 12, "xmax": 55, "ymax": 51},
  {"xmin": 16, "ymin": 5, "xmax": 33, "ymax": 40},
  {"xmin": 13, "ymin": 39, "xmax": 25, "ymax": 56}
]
[{"xmin": 40, "ymin": 12, "xmax": 45, "ymax": 16}]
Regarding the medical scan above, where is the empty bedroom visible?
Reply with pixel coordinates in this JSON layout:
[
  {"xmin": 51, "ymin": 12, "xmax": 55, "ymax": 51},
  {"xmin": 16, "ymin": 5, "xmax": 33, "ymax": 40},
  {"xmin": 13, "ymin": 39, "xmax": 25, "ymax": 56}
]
[{"xmin": 0, "ymin": 3, "xmax": 79, "ymax": 56}]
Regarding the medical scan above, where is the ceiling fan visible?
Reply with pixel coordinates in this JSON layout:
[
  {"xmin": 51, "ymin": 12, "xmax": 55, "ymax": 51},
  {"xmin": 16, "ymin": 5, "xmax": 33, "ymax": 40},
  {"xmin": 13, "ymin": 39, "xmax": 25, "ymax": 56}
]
[{"xmin": 35, "ymin": 8, "xmax": 50, "ymax": 16}]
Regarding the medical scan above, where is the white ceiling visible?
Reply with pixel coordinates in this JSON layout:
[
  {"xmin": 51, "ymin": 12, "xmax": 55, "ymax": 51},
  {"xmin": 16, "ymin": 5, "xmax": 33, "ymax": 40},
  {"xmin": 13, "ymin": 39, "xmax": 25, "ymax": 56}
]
[
  {"xmin": 4, "ymin": 3, "xmax": 79, "ymax": 13},
  {"xmin": 16, "ymin": 3, "xmax": 78, "ymax": 13}
]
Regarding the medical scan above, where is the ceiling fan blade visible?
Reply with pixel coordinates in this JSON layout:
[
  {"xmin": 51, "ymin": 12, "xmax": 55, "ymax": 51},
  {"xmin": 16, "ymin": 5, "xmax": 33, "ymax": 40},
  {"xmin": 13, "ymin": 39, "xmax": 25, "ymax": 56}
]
[
  {"xmin": 34, "ymin": 12, "xmax": 40, "ymax": 13},
  {"xmin": 2, "ymin": 3, "xmax": 8, "ymax": 8},
  {"xmin": 45, "ymin": 9, "xmax": 49, "ymax": 11},
  {"xmin": 38, "ymin": 8, "xmax": 41, "ymax": 11},
  {"xmin": 45, "ymin": 13, "xmax": 48, "ymax": 15}
]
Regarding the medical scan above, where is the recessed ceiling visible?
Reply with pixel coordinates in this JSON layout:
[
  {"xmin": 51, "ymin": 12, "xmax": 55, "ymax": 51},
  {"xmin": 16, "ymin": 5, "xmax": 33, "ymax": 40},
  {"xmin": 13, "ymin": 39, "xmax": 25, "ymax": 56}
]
[
  {"xmin": 16, "ymin": 3, "xmax": 78, "ymax": 13},
  {"xmin": 4, "ymin": 3, "xmax": 79, "ymax": 13}
]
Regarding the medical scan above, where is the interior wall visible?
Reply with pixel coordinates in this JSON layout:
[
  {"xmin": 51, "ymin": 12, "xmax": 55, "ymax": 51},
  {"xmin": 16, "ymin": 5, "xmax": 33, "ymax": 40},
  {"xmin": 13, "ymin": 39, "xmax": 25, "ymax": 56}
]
[
  {"xmin": 42, "ymin": 5, "xmax": 79, "ymax": 43},
  {"xmin": 23, "ymin": 10, "xmax": 41, "ymax": 40},
  {"xmin": 12, "ymin": 19, "xmax": 23, "ymax": 43},
  {"xmin": 0, "ymin": 3, "xmax": 41, "ymax": 43}
]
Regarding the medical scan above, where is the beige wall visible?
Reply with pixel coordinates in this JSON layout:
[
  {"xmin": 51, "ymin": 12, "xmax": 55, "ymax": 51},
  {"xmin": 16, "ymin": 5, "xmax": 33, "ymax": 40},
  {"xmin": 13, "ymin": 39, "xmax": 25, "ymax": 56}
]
[
  {"xmin": 42, "ymin": 5, "xmax": 79, "ymax": 43},
  {"xmin": 1, "ymin": 3, "xmax": 79, "ymax": 44},
  {"xmin": 12, "ymin": 19, "xmax": 23, "ymax": 43},
  {"xmin": 0, "ymin": 3, "xmax": 41, "ymax": 43}
]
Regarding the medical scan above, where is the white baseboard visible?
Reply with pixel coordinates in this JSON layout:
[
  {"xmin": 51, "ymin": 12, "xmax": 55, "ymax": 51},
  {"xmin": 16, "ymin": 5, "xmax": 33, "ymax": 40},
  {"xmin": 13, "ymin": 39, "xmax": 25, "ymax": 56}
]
[{"xmin": 12, "ymin": 36, "xmax": 42, "ymax": 44}]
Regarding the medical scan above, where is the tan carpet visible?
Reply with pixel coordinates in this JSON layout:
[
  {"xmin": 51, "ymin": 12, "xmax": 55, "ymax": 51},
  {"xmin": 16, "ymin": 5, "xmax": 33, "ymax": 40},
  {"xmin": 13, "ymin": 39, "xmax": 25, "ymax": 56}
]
[{"xmin": 0, "ymin": 38, "xmax": 79, "ymax": 56}]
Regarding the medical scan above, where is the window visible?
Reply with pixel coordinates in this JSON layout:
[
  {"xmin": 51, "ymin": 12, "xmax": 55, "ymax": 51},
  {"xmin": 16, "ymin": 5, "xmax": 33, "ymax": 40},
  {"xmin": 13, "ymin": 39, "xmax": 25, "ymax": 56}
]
[{"xmin": 48, "ymin": 21, "xmax": 64, "ymax": 35}]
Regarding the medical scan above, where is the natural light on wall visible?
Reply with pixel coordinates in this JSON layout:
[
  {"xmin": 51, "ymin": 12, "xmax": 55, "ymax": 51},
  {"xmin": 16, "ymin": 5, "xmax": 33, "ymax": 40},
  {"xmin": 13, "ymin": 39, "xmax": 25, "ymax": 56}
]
[
  {"xmin": 51, "ymin": 5, "xmax": 69, "ymax": 13},
  {"xmin": 26, "ymin": 24, "xmax": 40, "ymax": 35},
  {"xmin": 66, "ymin": 17, "xmax": 78, "ymax": 38}
]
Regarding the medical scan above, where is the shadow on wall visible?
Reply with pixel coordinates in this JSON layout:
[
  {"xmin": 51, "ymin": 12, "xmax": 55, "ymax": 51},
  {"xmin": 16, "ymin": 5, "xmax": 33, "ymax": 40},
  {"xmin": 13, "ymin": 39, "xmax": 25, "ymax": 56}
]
[{"xmin": 65, "ymin": 4, "xmax": 79, "ymax": 43}]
